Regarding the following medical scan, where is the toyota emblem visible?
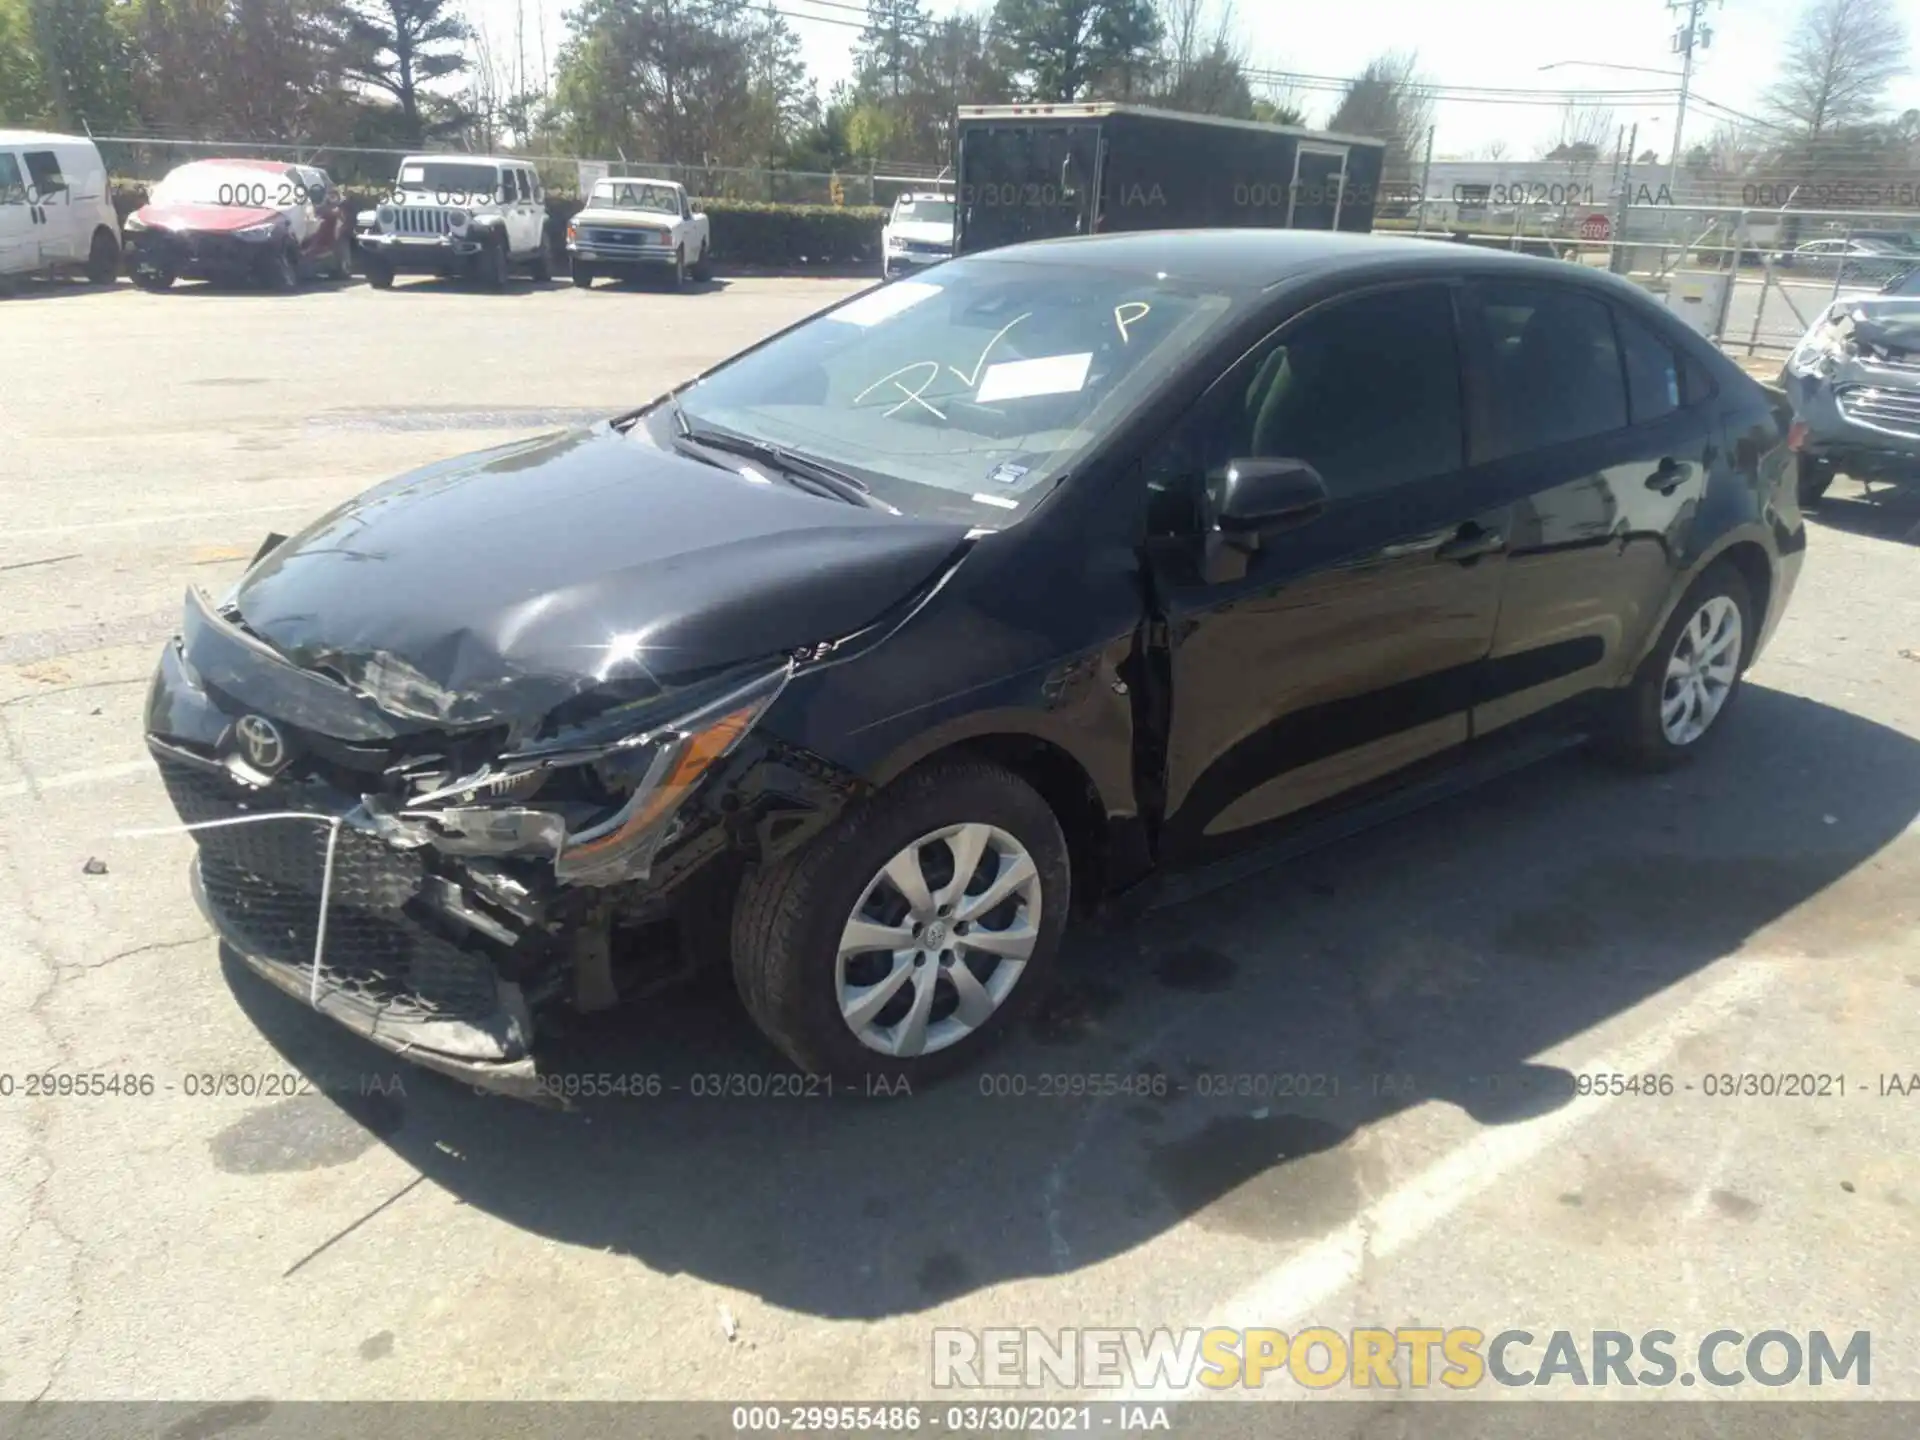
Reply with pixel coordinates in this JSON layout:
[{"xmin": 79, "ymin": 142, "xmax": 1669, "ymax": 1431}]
[{"xmin": 234, "ymin": 715, "xmax": 288, "ymax": 773}]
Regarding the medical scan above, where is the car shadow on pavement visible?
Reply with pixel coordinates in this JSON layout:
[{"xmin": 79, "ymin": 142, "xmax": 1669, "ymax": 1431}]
[
  {"xmin": 1809, "ymin": 484, "xmax": 1920, "ymax": 544},
  {"xmin": 227, "ymin": 683, "xmax": 1920, "ymax": 1318}
]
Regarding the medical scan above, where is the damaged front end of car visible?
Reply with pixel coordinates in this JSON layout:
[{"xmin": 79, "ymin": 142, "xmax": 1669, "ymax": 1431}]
[
  {"xmin": 1782, "ymin": 298, "xmax": 1920, "ymax": 481},
  {"xmin": 146, "ymin": 583, "xmax": 813, "ymax": 1099}
]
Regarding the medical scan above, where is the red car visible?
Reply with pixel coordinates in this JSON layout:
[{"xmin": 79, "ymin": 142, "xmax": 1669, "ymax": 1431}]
[{"xmin": 123, "ymin": 159, "xmax": 351, "ymax": 291}]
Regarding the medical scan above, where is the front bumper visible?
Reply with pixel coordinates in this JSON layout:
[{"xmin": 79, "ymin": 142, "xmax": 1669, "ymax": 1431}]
[
  {"xmin": 883, "ymin": 248, "xmax": 948, "ymax": 273},
  {"xmin": 360, "ymin": 232, "xmax": 487, "ymax": 272},
  {"xmin": 1784, "ymin": 365, "xmax": 1920, "ymax": 479},
  {"xmin": 127, "ymin": 230, "xmax": 275, "ymax": 280},
  {"xmin": 568, "ymin": 239, "xmax": 678, "ymax": 266}
]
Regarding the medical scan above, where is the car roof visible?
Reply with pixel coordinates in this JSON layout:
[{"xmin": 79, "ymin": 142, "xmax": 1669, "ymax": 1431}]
[
  {"xmin": 0, "ymin": 129, "xmax": 98, "ymax": 148},
  {"xmin": 402, "ymin": 155, "xmax": 531, "ymax": 167},
  {"xmin": 972, "ymin": 228, "xmax": 1634, "ymax": 292}
]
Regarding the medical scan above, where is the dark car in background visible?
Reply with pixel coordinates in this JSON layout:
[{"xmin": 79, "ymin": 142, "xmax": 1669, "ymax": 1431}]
[
  {"xmin": 144, "ymin": 232, "xmax": 1802, "ymax": 1098},
  {"xmin": 124, "ymin": 159, "xmax": 350, "ymax": 290},
  {"xmin": 1781, "ymin": 295, "xmax": 1920, "ymax": 503}
]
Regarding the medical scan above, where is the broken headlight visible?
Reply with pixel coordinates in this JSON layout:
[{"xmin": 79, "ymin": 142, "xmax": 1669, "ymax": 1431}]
[
  {"xmin": 385, "ymin": 663, "xmax": 790, "ymax": 884},
  {"xmin": 1787, "ymin": 307, "xmax": 1855, "ymax": 377}
]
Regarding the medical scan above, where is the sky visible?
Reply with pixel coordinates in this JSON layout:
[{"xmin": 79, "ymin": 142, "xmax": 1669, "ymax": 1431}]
[{"xmin": 468, "ymin": 0, "xmax": 1920, "ymax": 162}]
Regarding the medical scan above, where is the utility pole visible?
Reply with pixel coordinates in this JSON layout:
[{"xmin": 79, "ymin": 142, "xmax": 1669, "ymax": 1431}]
[{"xmin": 1666, "ymin": 0, "xmax": 1720, "ymax": 198}]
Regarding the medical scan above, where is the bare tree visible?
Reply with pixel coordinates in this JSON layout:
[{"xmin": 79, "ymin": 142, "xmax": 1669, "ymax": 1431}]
[
  {"xmin": 1484, "ymin": 138, "xmax": 1509, "ymax": 161},
  {"xmin": 1327, "ymin": 51, "xmax": 1434, "ymax": 184},
  {"xmin": 1764, "ymin": 0, "xmax": 1908, "ymax": 137},
  {"xmin": 1540, "ymin": 102, "xmax": 1616, "ymax": 161}
]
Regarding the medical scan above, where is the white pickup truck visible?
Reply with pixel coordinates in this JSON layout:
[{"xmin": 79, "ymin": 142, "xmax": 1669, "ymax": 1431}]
[{"xmin": 566, "ymin": 177, "xmax": 711, "ymax": 289}]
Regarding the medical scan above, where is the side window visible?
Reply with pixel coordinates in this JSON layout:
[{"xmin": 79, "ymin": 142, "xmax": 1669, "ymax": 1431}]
[
  {"xmin": 1143, "ymin": 284, "xmax": 1464, "ymax": 533},
  {"xmin": 1614, "ymin": 308, "xmax": 1682, "ymax": 424},
  {"xmin": 517, "ymin": 170, "xmax": 533, "ymax": 202},
  {"xmin": 23, "ymin": 150, "xmax": 66, "ymax": 200},
  {"xmin": 681, "ymin": 190, "xmax": 691, "ymax": 218},
  {"xmin": 1470, "ymin": 282, "xmax": 1627, "ymax": 458},
  {"xmin": 0, "ymin": 153, "xmax": 25, "ymax": 205}
]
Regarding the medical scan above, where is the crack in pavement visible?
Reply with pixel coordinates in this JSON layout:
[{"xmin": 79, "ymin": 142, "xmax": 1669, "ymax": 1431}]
[{"xmin": 63, "ymin": 932, "xmax": 214, "ymax": 975}]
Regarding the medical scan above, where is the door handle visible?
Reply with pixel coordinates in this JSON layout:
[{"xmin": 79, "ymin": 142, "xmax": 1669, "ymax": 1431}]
[
  {"xmin": 1435, "ymin": 523, "xmax": 1505, "ymax": 563},
  {"xmin": 1645, "ymin": 457, "xmax": 1695, "ymax": 494}
]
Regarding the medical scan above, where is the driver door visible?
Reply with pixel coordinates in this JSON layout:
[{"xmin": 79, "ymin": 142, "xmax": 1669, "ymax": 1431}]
[{"xmin": 1142, "ymin": 282, "xmax": 1511, "ymax": 859}]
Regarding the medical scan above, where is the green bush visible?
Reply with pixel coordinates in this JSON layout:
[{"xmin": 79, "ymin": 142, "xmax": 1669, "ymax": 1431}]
[{"xmin": 110, "ymin": 183, "xmax": 884, "ymax": 271}]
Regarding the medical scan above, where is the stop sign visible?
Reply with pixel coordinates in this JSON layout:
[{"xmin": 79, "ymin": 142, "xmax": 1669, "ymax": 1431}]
[{"xmin": 1580, "ymin": 213, "xmax": 1612, "ymax": 241}]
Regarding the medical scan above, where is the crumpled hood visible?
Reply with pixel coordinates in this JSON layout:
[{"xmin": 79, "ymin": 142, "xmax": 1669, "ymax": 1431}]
[
  {"xmin": 232, "ymin": 423, "xmax": 971, "ymax": 730},
  {"xmin": 135, "ymin": 202, "xmax": 282, "ymax": 234}
]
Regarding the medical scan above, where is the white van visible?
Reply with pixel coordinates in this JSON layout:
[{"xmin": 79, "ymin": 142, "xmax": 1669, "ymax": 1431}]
[{"xmin": 0, "ymin": 130, "xmax": 121, "ymax": 284}]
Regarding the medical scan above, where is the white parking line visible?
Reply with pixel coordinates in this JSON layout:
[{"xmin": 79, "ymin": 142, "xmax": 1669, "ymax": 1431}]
[
  {"xmin": 1122, "ymin": 960, "xmax": 1781, "ymax": 1399},
  {"xmin": 0, "ymin": 759, "xmax": 152, "ymax": 802}
]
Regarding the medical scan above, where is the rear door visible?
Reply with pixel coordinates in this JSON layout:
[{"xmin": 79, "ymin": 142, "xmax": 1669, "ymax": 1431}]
[
  {"xmin": 0, "ymin": 151, "xmax": 32, "ymax": 275},
  {"xmin": 1142, "ymin": 281, "xmax": 1513, "ymax": 858},
  {"xmin": 1461, "ymin": 280, "xmax": 1712, "ymax": 734}
]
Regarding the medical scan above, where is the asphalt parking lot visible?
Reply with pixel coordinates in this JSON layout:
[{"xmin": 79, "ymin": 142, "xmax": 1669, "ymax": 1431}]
[{"xmin": 3, "ymin": 271, "xmax": 1920, "ymax": 1410}]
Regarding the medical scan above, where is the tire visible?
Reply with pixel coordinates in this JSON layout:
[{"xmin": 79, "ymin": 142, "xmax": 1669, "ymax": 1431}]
[
  {"xmin": 1600, "ymin": 561, "xmax": 1756, "ymax": 772},
  {"xmin": 261, "ymin": 244, "xmax": 297, "ymax": 292},
  {"xmin": 131, "ymin": 263, "xmax": 174, "ymax": 292},
  {"xmin": 1797, "ymin": 453, "xmax": 1836, "ymax": 506},
  {"xmin": 690, "ymin": 241, "xmax": 712, "ymax": 282},
  {"xmin": 329, "ymin": 229, "xmax": 351, "ymax": 280},
  {"xmin": 529, "ymin": 242, "xmax": 552, "ymax": 283},
  {"xmin": 365, "ymin": 259, "xmax": 394, "ymax": 290},
  {"xmin": 483, "ymin": 236, "xmax": 510, "ymax": 289},
  {"xmin": 732, "ymin": 758, "xmax": 1071, "ymax": 1083},
  {"xmin": 667, "ymin": 244, "xmax": 685, "ymax": 290},
  {"xmin": 571, "ymin": 263, "xmax": 594, "ymax": 289},
  {"xmin": 86, "ymin": 228, "xmax": 119, "ymax": 284}
]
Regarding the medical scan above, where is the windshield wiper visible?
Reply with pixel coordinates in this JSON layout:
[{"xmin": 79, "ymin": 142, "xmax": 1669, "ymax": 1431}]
[{"xmin": 671, "ymin": 408, "xmax": 879, "ymax": 509}]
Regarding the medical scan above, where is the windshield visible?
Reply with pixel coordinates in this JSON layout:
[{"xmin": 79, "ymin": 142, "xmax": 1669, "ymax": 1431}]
[
  {"xmin": 893, "ymin": 197, "xmax": 955, "ymax": 226},
  {"xmin": 394, "ymin": 161, "xmax": 500, "ymax": 199},
  {"xmin": 592, "ymin": 181, "xmax": 681, "ymax": 213},
  {"xmin": 152, "ymin": 164, "xmax": 289, "ymax": 208},
  {"xmin": 661, "ymin": 255, "xmax": 1237, "ymax": 523}
]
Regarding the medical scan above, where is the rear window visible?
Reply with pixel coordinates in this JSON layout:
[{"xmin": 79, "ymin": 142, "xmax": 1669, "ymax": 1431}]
[
  {"xmin": 1471, "ymin": 283, "xmax": 1628, "ymax": 458},
  {"xmin": 1615, "ymin": 309, "xmax": 1683, "ymax": 424}
]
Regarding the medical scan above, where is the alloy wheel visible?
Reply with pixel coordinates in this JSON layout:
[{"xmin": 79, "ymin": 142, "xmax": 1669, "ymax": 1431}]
[
  {"xmin": 834, "ymin": 822, "xmax": 1042, "ymax": 1058},
  {"xmin": 1660, "ymin": 594, "xmax": 1743, "ymax": 746}
]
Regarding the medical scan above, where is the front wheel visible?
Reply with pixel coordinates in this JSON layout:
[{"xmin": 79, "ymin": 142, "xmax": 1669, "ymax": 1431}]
[
  {"xmin": 131, "ymin": 262, "xmax": 174, "ymax": 292},
  {"xmin": 667, "ymin": 244, "xmax": 685, "ymax": 290},
  {"xmin": 571, "ymin": 262, "xmax": 594, "ymax": 289},
  {"xmin": 1600, "ymin": 562, "xmax": 1755, "ymax": 771},
  {"xmin": 364, "ymin": 259, "xmax": 394, "ymax": 289},
  {"xmin": 260, "ymin": 244, "xmax": 297, "ymax": 292},
  {"xmin": 86, "ymin": 228, "xmax": 119, "ymax": 284},
  {"xmin": 482, "ymin": 236, "xmax": 510, "ymax": 289},
  {"xmin": 690, "ymin": 241, "xmax": 712, "ymax": 282},
  {"xmin": 1797, "ymin": 453, "xmax": 1836, "ymax": 506},
  {"xmin": 731, "ymin": 759, "xmax": 1070, "ymax": 1083}
]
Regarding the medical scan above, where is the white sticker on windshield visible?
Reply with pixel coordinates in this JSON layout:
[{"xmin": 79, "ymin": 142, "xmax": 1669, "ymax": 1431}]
[
  {"xmin": 830, "ymin": 280, "xmax": 942, "ymax": 327},
  {"xmin": 975, "ymin": 353, "xmax": 1093, "ymax": 403},
  {"xmin": 399, "ymin": 165, "xmax": 425, "ymax": 183}
]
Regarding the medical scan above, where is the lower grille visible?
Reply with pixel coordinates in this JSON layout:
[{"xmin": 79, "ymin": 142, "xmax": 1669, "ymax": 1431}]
[
  {"xmin": 1837, "ymin": 384, "xmax": 1920, "ymax": 438},
  {"xmin": 583, "ymin": 227, "xmax": 663, "ymax": 249},
  {"xmin": 155, "ymin": 752, "xmax": 505, "ymax": 1028}
]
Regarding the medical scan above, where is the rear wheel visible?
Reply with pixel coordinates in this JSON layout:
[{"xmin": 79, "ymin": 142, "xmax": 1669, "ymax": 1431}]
[
  {"xmin": 732, "ymin": 759, "xmax": 1070, "ymax": 1082},
  {"xmin": 1797, "ymin": 453, "xmax": 1836, "ymax": 506},
  {"xmin": 86, "ymin": 228, "xmax": 119, "ymax": 284},
  {"xmin": 571, "ymin": 262, "xmax": 594, "ymax": 289},
  {"xmin": 1601, "ymin": 562, "xmax": 1754, "ymax": 771}
]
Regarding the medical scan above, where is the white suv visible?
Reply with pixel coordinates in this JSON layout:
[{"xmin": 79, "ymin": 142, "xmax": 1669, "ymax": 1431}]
[{"xmin": 360, "ymin": 155, "xmax": 551, "ymax": 289}]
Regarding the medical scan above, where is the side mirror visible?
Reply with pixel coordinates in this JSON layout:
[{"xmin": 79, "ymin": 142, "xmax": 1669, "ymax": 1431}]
[
  {"xmin": 1207, "ymin": 457, "xmax": 1328, "ymax": 538},
  {"xmin": 1200, "ymin": 458, "xmax": 1328, "ymax": 584}
]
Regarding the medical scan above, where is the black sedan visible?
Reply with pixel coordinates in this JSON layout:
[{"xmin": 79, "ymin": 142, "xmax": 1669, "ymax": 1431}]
[{"xmin": 144, "ymin": 231, "xmax": 1804, "ymax": 1097}]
